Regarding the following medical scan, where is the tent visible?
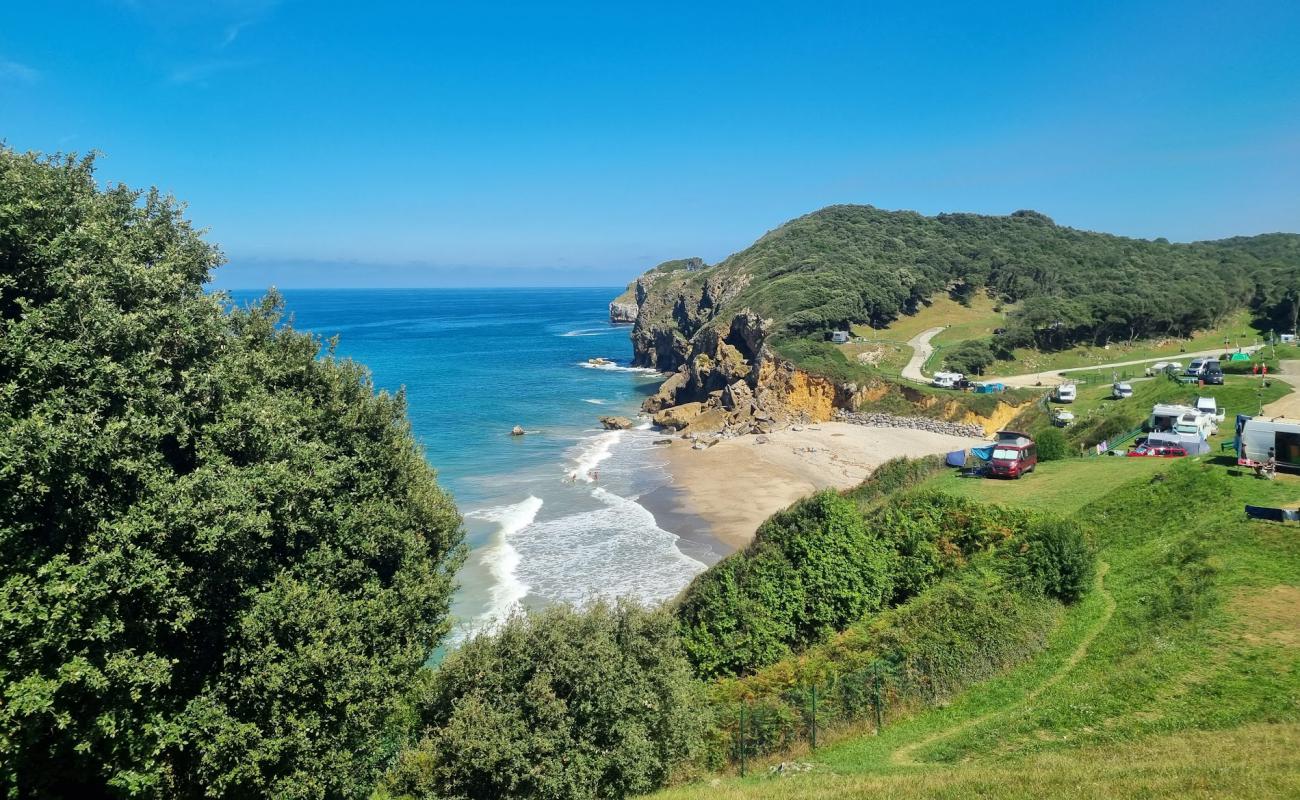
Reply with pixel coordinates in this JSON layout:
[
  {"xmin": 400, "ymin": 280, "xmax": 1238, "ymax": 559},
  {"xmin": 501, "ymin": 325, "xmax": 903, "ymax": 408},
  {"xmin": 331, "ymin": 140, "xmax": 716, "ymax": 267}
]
[
  {"xmin": 946, "ymin": 450, "xmax": 967, "ymax": 467},
  {"xmin": 1229, "ymin": 352, "xmax": 1251, "ymax": 362}
]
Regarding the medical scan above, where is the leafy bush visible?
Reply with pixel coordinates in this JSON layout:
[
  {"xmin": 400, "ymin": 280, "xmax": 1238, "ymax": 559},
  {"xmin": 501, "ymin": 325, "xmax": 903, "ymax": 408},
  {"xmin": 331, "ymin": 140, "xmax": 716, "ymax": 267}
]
[
  {"xmin": 1035, "ymin": 427, "xmax": 1070, "ymax": 461},
  {"xmin": 943, "ymin": 339, "xmax": 996, "ymax": 374},
  {"xmin": 386, "ymin": 603, "xmax": 706, "ymax": 800},
  {"xmin": 871, "ymin": 493, "xmax": 1033, "ymax": 601},
  {"xmin": 706, "ymin": 566, "xmax": 1059, "ymax": 765},
  {"xmin": 1005, "ymin": 518, "xmax": 1094, "ymax": 602},
  {"xmin": 0, "ymin": 149, "xmax": 465, "ymax": 797},
  {"xmin": 677, "ymin": 491, "xmax": 894, "ymax": 677}
]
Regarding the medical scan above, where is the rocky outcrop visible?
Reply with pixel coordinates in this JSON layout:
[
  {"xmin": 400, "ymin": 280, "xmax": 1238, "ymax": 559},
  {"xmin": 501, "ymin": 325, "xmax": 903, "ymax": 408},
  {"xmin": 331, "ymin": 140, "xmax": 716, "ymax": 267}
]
[
  {"xmin": 609, "ymin": 301, "xmax": 638, "ymax": 323},
  {"xmin": 599, "ymin": 416, "xmax": 634, "ymax": 430},
  {"xmin": 652, "ymin": 402, "xmax": 706, "ymax": 431}
]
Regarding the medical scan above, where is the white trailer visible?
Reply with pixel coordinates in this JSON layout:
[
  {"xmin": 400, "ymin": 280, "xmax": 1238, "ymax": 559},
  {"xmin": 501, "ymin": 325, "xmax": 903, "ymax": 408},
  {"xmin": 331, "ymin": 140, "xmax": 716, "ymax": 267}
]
[{"xmin": 1238, "ymin": 417, "xmax": 1300, "ymax": 471}]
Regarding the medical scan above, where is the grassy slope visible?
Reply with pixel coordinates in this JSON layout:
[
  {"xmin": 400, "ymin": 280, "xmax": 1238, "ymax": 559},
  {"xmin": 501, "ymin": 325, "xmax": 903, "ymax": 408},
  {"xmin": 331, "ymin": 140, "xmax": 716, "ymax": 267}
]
[
  {"xmin": 990, "ymin": 308, "xmax": 1264, "ymax": 374},
  {"xmin": 1010, "ymin": 374, "xmax": 1290, "ymax": 448},
  {"xmin": 651, "ymin": 459, "xmax": 1300, "ymax": 799},
  {"xmin": 844, "ymin": 295, "xmax": 1011, "ymax": 375}
]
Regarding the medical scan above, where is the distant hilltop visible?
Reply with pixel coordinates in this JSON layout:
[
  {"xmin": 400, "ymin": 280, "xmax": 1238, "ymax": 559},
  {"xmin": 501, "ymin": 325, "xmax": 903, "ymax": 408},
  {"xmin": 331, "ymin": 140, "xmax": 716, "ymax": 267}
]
[{"xmin": 611, "ymin": 204, "xmax": 1300, "ymax": 433}]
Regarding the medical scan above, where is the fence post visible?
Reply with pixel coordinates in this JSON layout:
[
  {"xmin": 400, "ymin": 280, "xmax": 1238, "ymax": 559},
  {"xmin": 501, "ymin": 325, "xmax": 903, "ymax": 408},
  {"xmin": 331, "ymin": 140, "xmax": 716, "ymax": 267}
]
[
  {"xmin": 738, "ymin": 703, "xmax": 747, "ymax": 777},
  {"xmin": 874, "ymin": 671, "xmax": 884, "ymax": 732},
  {"xmin": 810, "ymin": 684, "xmax": 818, "ymax": 751}
]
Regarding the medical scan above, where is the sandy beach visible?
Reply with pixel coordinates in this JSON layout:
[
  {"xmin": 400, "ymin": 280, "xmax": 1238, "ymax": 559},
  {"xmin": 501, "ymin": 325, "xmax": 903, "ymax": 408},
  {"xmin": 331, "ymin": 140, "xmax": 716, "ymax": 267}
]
[{"xmin": 659, "ymin": 422, "xmax": 988, "ymax": 551}]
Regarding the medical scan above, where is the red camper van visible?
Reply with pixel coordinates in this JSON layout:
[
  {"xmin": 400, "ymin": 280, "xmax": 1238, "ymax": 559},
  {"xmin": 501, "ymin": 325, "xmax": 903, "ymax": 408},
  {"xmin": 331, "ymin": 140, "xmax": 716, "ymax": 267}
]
[{"xmin": 988, "ymin": 431, "xmax": 1037, "ymax": 479}]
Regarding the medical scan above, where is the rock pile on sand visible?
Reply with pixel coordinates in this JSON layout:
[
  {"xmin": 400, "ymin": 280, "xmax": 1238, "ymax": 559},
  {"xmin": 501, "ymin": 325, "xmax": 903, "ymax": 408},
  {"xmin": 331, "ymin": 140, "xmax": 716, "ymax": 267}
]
[{"xmin": 834, "ymin": 409, "xmax": 986, "ymax": 439}]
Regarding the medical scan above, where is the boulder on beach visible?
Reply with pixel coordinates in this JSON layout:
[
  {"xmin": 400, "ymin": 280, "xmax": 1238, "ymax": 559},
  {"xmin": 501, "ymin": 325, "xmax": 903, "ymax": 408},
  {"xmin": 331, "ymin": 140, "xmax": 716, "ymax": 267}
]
[
  {"xmin": 510, "ymin": 425, "xmax": 526, "ymax": 436},
  {"xmin": 600, "ymin": 416, "xmax": 634, "ymax": 430},
  {"xmin": 653, "ymin": 402, "xmax": 705, "ymax": 431}
]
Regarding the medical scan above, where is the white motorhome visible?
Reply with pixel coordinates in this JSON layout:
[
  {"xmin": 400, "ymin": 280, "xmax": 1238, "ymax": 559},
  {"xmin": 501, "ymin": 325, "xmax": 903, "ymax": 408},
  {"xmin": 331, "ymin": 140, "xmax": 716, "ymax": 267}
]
[
  {"xmin": 1053, "ymin": 383, "xmax": 1077, "ymax": 403},
  {"xmin": 1149, "ymin": 403, "xmax": 1216, "ymax": 439},
  {"xmin": 1238, "ymin": 417, "xmax": 1300, "ymax": 471},
  {"xmin": 1195, "ymin": 396, "xmax": 1226, "ymax": 424},
  {"xmin": 931, "ymin": 371, "xmax": 964, "ymax": 389}
]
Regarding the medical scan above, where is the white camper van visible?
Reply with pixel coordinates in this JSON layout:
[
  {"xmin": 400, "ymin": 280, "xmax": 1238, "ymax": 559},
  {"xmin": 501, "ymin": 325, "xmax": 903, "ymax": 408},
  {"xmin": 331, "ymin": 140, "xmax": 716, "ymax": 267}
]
[{"xmin": 1053, "ymin": 383, "xmax": 1077, "ymax": 403}]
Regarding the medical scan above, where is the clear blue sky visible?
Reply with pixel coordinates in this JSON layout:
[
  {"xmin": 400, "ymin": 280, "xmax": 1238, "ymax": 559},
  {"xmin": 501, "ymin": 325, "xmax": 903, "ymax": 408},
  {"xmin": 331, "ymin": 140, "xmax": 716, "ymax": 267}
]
[{"xmin": 3, "ymin": 1, "xmax": 1298, "ymax": 288}]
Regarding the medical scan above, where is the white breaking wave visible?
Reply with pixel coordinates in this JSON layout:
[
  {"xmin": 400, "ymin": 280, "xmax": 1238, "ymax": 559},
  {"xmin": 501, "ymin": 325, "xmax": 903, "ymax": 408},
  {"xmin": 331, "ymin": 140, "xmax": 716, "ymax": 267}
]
[
  {"xmin": 567, "ymin": 430, "xmax": 621, "ymax": 482},
  {"xmin": 577, "ymin": 360, "xmax": 662, "ymax": 374},
  {"xmin": 582, "ymin": 398, "xmax": 609, "ymax": 405},
  {"xmin": 513, "ymin": 487, "xmax": 706, "ymax": 608},
  {"xmin": 559, "ymin": 328, "xmax": 619, "ymax": 337},
  {"xmin": 463, "ymin": 496, "xmax": 543, "ymax": 633}
]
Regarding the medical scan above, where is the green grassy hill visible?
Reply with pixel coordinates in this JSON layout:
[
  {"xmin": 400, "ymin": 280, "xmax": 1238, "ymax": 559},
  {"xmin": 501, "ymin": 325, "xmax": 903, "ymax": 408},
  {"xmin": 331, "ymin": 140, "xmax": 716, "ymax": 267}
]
[
  {"xmin": 619, "ymin": 205, "xmax": 1300, "ymax": 426},
  {"xmin": 649, "ymin": 456, "xmax": 1300, "ymax": 799}
]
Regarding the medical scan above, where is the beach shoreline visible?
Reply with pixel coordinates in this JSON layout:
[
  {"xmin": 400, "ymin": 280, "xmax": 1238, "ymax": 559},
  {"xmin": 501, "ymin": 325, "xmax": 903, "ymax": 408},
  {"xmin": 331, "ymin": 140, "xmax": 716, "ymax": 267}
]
[{"xmin": 656, "ymin": 422, "xmax": 988, "ymax": 551}]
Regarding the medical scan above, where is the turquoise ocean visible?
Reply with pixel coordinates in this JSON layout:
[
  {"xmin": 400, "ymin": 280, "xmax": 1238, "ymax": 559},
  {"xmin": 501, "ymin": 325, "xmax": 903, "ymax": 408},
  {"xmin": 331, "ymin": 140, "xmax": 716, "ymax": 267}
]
[{"xmin": 227, "ymin": 288, "xmax": 722, "ymax": 641}]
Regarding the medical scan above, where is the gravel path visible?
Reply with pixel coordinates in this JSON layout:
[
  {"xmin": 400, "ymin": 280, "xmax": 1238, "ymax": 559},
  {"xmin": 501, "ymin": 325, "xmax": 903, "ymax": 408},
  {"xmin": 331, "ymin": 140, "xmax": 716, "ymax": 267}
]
[
  {"xmin": 901, "ymin": 327, "xmax": 945, "ymax": 382},
  {"xmin": 986, "ymin": 345, "xmax": 1264, "ymax": 388}
]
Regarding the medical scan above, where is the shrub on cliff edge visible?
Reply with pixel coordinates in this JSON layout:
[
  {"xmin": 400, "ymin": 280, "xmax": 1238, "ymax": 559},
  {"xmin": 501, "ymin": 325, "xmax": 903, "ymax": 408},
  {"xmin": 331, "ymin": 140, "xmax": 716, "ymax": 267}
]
[
  {"xmin": 676, "ymin": 491, "xmax": 894, "ymax": 677},
  {"xmin": 386, "ymin": 603, "xmax": 707, "ymax": 800}
]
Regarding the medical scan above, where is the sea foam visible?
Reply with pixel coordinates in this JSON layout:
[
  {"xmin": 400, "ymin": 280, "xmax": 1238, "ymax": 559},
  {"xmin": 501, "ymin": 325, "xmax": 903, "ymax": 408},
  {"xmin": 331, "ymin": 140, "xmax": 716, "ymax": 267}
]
[
  {"xmin": 512, "ymin": 487, "xmax": 706, "ymax": 608},
  {"xmin": 567, "ymin": 430, "xmax": 621, "ymax": 482},
  {"xmin": 463, "ymin": 495, "xmax": 543, "ymax": 632},
  {"xmin": 577, "ymin": 360, "xmax": 662, "ymax": 375}
]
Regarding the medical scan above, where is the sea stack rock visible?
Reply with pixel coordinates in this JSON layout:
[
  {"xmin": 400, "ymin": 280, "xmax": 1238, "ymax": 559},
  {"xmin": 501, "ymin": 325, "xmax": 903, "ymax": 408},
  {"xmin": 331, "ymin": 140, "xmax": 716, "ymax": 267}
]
[
  {"xmin": 599, "ymin": 416, "xmax": 634, "ymax": 430},
  {"xmin": 510, "ymin": 425, "xmax": 526, "ymax": 436}
]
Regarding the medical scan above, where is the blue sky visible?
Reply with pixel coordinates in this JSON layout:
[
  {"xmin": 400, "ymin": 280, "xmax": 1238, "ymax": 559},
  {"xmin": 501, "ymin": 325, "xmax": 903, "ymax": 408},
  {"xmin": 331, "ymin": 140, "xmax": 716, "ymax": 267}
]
[{"xmin": 3, "ymin": 1, "xmax": 1298, "ymax": 288}]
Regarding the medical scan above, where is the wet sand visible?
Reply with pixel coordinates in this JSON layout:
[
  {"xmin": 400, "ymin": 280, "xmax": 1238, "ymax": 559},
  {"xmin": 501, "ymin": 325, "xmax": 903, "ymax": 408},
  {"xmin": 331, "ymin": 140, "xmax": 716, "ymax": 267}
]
[{"xmin": 659, "ymin": 422, "xmax": 987, "ymax": 551}]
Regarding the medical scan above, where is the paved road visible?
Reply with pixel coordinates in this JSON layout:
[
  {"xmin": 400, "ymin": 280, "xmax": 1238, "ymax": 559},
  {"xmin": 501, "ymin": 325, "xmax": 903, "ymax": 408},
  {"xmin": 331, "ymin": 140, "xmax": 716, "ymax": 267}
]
[
  {"xmin": 900, "ymin": 327, "xmax": 945, "ymax": 382},
  {"xmin": 985, "ymin": 345, "xmax": 1264, "ymax": 388}
]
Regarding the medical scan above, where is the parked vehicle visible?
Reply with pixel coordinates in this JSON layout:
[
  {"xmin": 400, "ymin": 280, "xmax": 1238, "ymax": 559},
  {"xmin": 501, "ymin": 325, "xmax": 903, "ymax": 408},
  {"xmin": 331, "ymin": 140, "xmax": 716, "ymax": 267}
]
[
  {"xmin": 1146, "ymin": 361, "xmax": 1183, "ymax": 376},
  {"xmin": 931, "ymin": 371, "xmax": 964, "ymax": 389},
  {"xmin": 1149, "ymin": 403, "xmax": 1217, "ymax": 439},
  {"xmin": 1238, "ymin": 416, "xmax": 1300, "ymax": 472},
  {"xmin": 1127, "ymin": 443, "xmax": 1188, "ymax": 458},
  {"xmin": 1204, "ymin": 365, "xmax": 1224, "ymax": 385},
  {"xmin": 1053, "ymin": 409, "xmax": 1075, "ymax": 427},
  {"xmin": 1185, "ymin": 359, "xmax": 1210, "ymax": 377},
  {"xmin": 1195, "ymin": 396, "xmax": 1226, "ymax": 424},
  {"xmin": 988, "ymin": 431, "xmax": 1037, "ymax": 479},
  {"xmin": 1053, "ymin": 383, "xmax": 1077, "ymax": 403},
  {"xmin": 1112, "ymin": 382, "xmax": 1134, "ymax": 399}
]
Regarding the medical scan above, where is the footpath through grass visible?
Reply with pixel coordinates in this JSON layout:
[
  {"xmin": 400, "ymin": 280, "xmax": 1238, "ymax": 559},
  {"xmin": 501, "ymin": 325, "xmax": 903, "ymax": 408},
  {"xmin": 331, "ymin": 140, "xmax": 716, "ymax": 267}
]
[{"xmin": 650, "ymin": 458, "xmax": 1300, "ymax": 800}]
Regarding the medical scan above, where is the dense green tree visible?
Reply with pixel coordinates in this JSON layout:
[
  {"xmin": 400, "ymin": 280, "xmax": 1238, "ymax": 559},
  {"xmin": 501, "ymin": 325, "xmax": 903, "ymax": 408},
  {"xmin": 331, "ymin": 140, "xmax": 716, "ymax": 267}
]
[
  {"xmin": 943, "ymin": 339, "xmax": 996, "ymax": 374},
  {"xmin": 0, "ymin": 149, "xmax": 464, "ymax": 798},
  {"xmin": 385, "ymin": 603, "xmax": 706, "ymax": 800}
]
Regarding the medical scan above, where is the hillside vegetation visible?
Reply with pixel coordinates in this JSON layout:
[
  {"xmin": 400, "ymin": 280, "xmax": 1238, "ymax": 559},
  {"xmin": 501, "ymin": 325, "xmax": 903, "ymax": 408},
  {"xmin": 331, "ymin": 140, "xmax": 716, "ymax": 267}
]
[
  {"xmin": 620, "ymin": 206, "xmax": 1300, "ymax": 417},
  {"xmin": 649, "ymin": 458, "xmax": 1300, "ymax": 800}
]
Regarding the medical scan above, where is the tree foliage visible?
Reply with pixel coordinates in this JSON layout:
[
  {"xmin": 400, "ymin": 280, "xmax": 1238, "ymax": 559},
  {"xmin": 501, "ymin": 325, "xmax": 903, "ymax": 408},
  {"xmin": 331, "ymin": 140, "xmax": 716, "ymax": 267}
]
[
  {"xmin": 676, "ymin": 491, "xmax": 894, "ymax": 678},
  {"xmin": 1035, "ymin": 427, "xmax": 1070, "ymax": 461},
  {"xmin": 0, "ymin": 149, "xmax": 464, "ymax": 798},
  {"xmin": 386, "ymin": 603, "xmax": 706, "ymax": 800},
  {"xmin": 639, "ymin": 205, "xmax": 1300, "ymax": 374}
]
